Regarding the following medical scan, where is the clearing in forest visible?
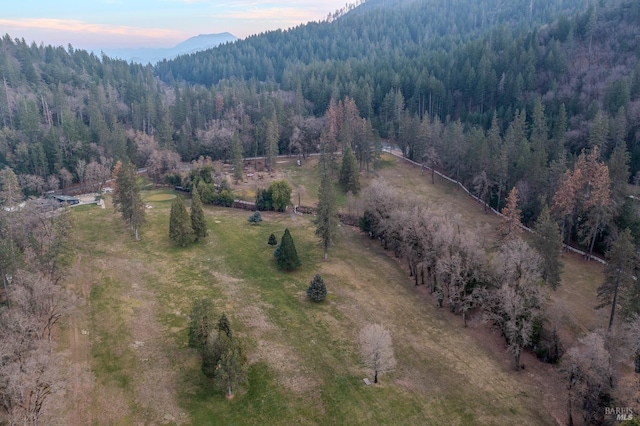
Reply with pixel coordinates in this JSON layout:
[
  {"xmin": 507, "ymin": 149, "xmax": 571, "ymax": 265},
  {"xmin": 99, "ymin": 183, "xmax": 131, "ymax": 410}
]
[{"xmin": 57, "ymin": 162, "xmax": 580, "ymax": 425}]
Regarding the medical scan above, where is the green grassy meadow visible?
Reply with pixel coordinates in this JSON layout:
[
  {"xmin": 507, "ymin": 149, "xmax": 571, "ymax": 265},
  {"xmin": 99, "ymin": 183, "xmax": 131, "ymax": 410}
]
[{"xmin": 58, "ymin": 157, "xmax": 588, "ymax": 425}]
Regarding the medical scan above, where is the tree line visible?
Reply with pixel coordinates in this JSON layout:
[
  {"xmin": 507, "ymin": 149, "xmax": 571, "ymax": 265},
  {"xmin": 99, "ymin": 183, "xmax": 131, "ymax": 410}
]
[{"xmin": 0, "ymin": 167, "xmax": 75, "ymax": 424}]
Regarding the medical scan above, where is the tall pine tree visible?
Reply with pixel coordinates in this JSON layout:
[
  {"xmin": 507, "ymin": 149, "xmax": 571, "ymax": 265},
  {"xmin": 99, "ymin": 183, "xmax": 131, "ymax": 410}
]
[
  {"xmin": 533, "ymin": 205, "xmax": 563, "ymax": 290},
  {"xmin": 499, "ymin": 187, "xmax": 522, "ymax": 241},
  {"xmin": 339, "ymin": 146, "xmax": 360, "ymax": 194},
  {"xmin": 113, "ymin": 162, "xmax": 145, "ymax": 241},
  {"xmin": 597, "ymin": 229, "xmax": 637, "ymax": 331},
  {"xmin": 231, "ymin": 131, "xmax": 244, "ymax": 183},
  {"xmin": 169, "ymin": 196, "xmax": 193, "ymax": 247},
  {"xmin": 315, "ymin": 172, "xmax": 338, "ymax": 260},
  {"xmin": 190, "ymin": 186, "xmax": 207, "ymax": 242}
]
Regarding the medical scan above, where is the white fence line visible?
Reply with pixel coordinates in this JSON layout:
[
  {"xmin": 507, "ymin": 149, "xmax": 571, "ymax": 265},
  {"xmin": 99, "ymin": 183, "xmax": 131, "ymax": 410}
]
[{"xmin": 383, "ymin": 149, "xmax": 607, "ymax": 265}]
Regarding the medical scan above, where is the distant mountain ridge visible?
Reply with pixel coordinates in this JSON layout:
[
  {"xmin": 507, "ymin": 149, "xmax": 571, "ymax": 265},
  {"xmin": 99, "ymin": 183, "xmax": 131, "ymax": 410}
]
[{"xmin": 97, "ymin": 32, "xmax": 237, "ymax": 64}]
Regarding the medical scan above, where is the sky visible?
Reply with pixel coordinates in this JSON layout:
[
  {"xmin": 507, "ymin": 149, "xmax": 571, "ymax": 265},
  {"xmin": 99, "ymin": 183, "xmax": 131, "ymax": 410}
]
[{"xmin": 1, "ymin": 0, "xmax": 348, "ymax": 50}]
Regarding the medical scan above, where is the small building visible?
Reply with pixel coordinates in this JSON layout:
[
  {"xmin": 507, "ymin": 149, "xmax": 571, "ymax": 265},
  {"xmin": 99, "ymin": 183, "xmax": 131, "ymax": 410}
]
[{"xmin": 48, "ymin": 195, "xmax": 80, "ymax": 205}]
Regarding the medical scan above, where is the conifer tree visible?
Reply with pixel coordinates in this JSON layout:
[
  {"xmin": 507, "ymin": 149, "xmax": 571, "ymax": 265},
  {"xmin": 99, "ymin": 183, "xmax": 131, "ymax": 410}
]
[
  {"xmin": 339, "ymin": 146, "xmax": 360, "ymax": 194},
  {"xmin": 217, "ymin": 313, "xmax": 232, "ymax": 339},
  {"xmin": 231, "ymin": 131, "xmax": 244, "ymax": 183},
  {"xmin": 214, "ymin": 338, "xmax": 247, "ymax": 398},
  {"xmin": 533, "ymin": 205, "xmax": 563, "ymax": 290},
  {"xmin": 188, "ymin": 298, "xmax": 215, "ymax": 350},
  {"xmin": 248, "ymin": 211, "xmax": 262, "ymax": 224},
  {"xmin": 608, "ymin": 141, "xmax": 631, "ymax": 207},
  {"xmin": 277, "ymin": 228, "xmax": 301, "ymax": 271},
  {"xmin": 307, "ymin": 274, "xmax": 327, "ymax": 302},
  {"xmin": 0, "ymin": 167, "xmax": 21, "ymax": 207},
  {"xmin": 266, "ymin": 112, "xmax": 279, "ymax": 172},
  {"xmin": 315, "ymin": 172, "xmax": 338, "ymax": 260},
  {"xmin": 113, "ymin": 162, "xmax": 145, "ymax": 241},
  {"xmin": 202, "ymin": 332, "xmax": 231, "ymax": 380},
  {"xmin": 549, "ymin": 103, "xmax": 567, "ymax": 162},
  {"xmin": 597, "ymin": 229, "xmax": 637, "ymax": 331},
  {"xmin": 190, "ymin": 185, "xmax": 207, "ymax": 242},
  {"xmin": 268, "ymin": 233, "xmax": 277, "ymax": 246},
  {"xmin": 499, "ymin": 187, "xmax": 522, "ymax": 241},
  {"xmin": 169, "ymin": 196, "xmax": 193, "ymax": 247}
]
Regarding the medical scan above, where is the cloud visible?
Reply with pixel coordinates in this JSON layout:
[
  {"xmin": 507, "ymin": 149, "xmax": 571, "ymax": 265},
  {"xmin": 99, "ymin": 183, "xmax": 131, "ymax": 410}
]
[
  {"xmin": 0, "ymin": 18, "xmax": 181, "ymax": 40},
  {"xmin": 215, "ymin": 7, "xmax": 315, "ymax": 22}
]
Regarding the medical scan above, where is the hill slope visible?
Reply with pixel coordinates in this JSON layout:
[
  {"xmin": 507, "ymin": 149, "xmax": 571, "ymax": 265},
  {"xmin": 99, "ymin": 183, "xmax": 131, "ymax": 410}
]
[{"xmin": 58, "ymin": 177, "xmax": 557, "ymax": 425}]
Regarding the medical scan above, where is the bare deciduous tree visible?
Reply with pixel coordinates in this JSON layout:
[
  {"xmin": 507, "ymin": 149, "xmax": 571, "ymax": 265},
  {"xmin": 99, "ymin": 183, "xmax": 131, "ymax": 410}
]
[
  {"xmin": 147, "ymin": 149, "xmax": 180, "ymax": 185},
  {"xmin": 58, "ymin": 168, "xmax": 73, "ymax": 189},
  {"xmin": 359, "ymin": 323, "xmax": 396, "ymax": 384},
  {"xmin": 0, "ymin": 271, "xmax": 68, "ymax": 425},
  {"xmin": 436, "ymin": 232, "xmax": 487, "ymax": 327},
  {"xmin": 17, "ymin": 174, "xmax": 45, "ymax": 197},
  {"xmin": 132, "ymin": 130, "xmax": 158, "ymax": 167},
  {"xmin": 84, "ymin": 159, "xmax": 111, "ymax": 192},
  {"xmin": 75, "ymin": 159, "xmax": 87, "ymax": 185},
  {"xmin": 485, "ymin": 238, "xmax": 546, "ymax": 369},
  {"xmin": 562, "ymin": 331, "xmax": 614, "ymax": 426},
  {"xmin": 361, "ymin": 178, "xmax": 402, "ymax": 249}
]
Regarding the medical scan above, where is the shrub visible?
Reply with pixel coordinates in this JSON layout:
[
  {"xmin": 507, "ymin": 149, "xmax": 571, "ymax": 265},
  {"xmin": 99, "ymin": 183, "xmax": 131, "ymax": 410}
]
[
  {"xmin": 270, "ymin": 180, "xmax": 292, "ymax": 212},
  {"xmin": 248, "ymin": 211, "xmax": 262, "ymax": 224},
  {"xmin": 255, "ymin": 188, "xmax": 273, "ymax": 211},
  {"xmin": 268, "ymin": 233, "xmax": 278, "ymax": 246}
]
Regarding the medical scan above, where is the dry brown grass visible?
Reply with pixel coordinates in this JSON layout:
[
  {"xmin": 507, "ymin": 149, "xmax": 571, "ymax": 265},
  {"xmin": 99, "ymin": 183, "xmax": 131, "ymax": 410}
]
[{"xmin": 370, "ymin": 153, "xmax": 640, "ymax": 422}]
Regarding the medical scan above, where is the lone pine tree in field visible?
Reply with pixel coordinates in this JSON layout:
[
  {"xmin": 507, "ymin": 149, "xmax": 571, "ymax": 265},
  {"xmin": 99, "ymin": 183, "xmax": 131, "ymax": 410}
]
[
  {"xmin": 307, "ymin": 274, "xmax": 327, "ymax": 302},
  {"xmin": 112, "ymin": 161, "xmax": 145, "ymax": 241},
  {"xmin": 276, "ymin": 228, "xmax": 301, "ymax": 271},
  {"xmin": 315, "ymin": 172, "xmax": 338, "ymax": 260},
  {"xmin": 268, "ymin": 233, "xmax": 277, "ymax": 246},
  {"xmin": 169, "ymin": 196, "xmax": 192, "ymax": 247},
  {"xmin": 339, "ymin": 146, "xmax": 360, "ymax": 194},
  {"xmin": 190, "ymin": 186, "xmax": 207, "ymax": 242},
  {"xmin": 597, "ymin": 228, "xmax": 637, "ymax": 331},
  {"xmin": 215, "ymin": 338, "xmax": 247, "ymax": 399},
  {"xmin": 359, "ymin": 323, "xmax": 396, "ymax": 384},
  {"xmin": 202, "ymin": 313, "xmax": 236, "ymax": 379}
]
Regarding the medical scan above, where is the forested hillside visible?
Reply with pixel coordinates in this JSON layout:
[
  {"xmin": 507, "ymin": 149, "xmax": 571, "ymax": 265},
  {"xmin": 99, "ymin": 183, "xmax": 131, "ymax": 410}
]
[{"xmin": 1, "ymin": 0, "xmax": 640, "ymax": 242}]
